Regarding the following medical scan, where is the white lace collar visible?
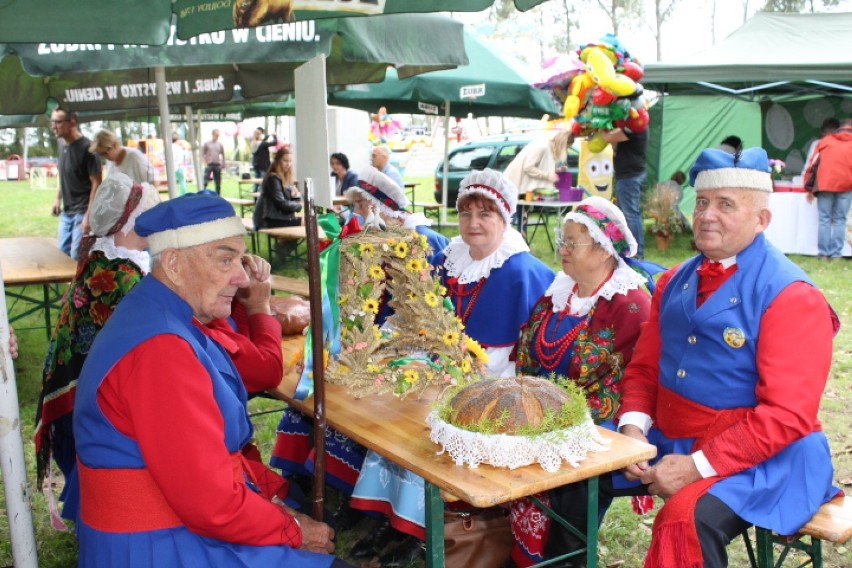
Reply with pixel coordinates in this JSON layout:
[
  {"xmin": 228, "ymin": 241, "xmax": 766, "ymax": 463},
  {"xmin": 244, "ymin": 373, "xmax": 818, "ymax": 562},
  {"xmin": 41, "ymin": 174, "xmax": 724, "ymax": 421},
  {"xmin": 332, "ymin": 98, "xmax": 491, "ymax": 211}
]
[
  {"xmin": 442, "ymin": 228, "xmax": 529, "ymax": 284},
  {"xmin": 546, "ymin": 260, "xmax": 646, "ymax": 315},
  {"xmin": 92, "ymin": 236, "xmax": 151, "ymax": 274}
]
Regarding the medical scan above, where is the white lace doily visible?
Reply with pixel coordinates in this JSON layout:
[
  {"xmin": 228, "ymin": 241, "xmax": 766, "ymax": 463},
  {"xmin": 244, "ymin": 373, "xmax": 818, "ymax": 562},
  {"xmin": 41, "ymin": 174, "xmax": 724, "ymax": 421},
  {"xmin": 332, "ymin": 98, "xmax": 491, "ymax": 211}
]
[
  {"xmin": 442, "ymin": 229, "xmax": 529, "ymax": 284},
  {"xmin": 427, "ymin": 411, "xmax": 609, "ymax": 472},
  {"xmin": 546, "ymin": 263, "xmax": 646, "ymax": 316}
]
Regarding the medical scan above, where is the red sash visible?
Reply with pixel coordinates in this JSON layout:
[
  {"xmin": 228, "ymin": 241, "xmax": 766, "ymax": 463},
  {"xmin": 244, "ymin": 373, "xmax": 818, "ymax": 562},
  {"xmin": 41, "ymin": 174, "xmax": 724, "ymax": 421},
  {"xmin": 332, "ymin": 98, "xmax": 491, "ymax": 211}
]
[
  {"xmin": 79, "ymin": 451, "xmax": 250, "ymax": 533},
  {"xmin": 645, "ymin": 387, "xmax": 749, "ymax": 568}
]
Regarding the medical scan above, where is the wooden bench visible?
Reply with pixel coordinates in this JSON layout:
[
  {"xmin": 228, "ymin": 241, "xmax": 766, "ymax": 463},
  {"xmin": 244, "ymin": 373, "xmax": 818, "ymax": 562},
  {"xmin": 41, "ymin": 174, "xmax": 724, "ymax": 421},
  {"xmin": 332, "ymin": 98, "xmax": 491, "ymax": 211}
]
[
  {"xmin": 258, "ymin": 226, "xmax": 323, "ymax": 268},
  {"xmin": 225, "ymin": 196, "xmax": 256, "ymax": 217},
  {"xmin": 743, "ymin": 495, "xmax": 852, "ymax": 568},
  {"xmin": 269, "ymin": 275, "xmax": 309, "ymax": 298},
  {"xmin": 412, "ymin": 202, "xmax": 444, "ymax": 228}
]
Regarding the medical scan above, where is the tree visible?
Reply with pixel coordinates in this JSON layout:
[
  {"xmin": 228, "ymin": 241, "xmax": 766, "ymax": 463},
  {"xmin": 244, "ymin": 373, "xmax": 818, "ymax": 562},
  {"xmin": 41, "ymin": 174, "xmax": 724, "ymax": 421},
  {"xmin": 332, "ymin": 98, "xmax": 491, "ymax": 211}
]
[
  {"xmin": 536, "ymin": 0, "xmax": 578, "ymax": 56},
  {"xmin": 595, "ymin": 0, "xmax": 642, "ymax": 37},
  {"xmin": 651, "ymin": 0, "xmax": 682, "ymax": 60},
  {"xmin": 761, "ymin": 0, "xmax": 840, "ymax": 11}
]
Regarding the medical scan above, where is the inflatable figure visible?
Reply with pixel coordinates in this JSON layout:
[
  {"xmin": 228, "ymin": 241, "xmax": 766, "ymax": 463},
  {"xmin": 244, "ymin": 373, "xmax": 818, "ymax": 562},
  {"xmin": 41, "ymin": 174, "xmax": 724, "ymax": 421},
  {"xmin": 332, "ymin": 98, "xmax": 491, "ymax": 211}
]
[
  {"xmin": 577, "ymin": 138, "xmax": 614, "ymax": 201},
  {"xmin": 369, "ymin": 106, "xmax": 402, "ymax": 146},
  {"xmin": 540, "ymin": 34, "xmax": 650, "ymax": 153}
]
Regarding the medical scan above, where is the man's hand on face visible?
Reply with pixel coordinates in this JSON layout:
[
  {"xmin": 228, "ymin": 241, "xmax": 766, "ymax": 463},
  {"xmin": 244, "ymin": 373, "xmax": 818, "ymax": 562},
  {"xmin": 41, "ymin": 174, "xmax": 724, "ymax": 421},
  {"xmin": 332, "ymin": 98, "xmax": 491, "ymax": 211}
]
[{"xmin": 236, "ymin": 255, "xmax": 272, "ymax": 316}]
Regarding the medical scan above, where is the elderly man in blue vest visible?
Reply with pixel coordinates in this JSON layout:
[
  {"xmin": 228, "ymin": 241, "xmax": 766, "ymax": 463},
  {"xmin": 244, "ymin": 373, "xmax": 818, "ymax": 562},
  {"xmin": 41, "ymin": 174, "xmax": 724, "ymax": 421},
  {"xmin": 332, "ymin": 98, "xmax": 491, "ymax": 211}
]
[
  {"xmin": 616, "ymin": 147, "xmax": 840, "ymax": 568},
  {"xmin": 73, "ymin": 192, "xmax": 354, "ymax": 567}
]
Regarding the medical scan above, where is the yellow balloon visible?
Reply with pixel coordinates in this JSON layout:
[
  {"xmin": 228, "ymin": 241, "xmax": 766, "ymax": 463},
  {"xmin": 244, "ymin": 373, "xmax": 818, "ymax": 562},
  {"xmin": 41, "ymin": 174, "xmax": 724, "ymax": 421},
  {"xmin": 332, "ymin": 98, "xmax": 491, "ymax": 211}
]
[
  {"xmin": 586, "ymin": 48, "xmax": 636, "ymax": 98},
  {"xmin": 587, "ymin": 133, "xmax": 609, "ymax": 154},
  {"xmin": 563, "ymin": 96, "xmax": 581, "ymax": 119}
]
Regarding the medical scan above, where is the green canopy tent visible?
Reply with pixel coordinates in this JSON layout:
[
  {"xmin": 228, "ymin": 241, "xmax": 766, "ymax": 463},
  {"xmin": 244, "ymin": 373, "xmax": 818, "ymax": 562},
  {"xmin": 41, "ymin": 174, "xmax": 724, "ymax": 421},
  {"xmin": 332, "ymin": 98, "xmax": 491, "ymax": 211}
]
[
  {"xmin": 0, "ymin": 14, "xmax": 467, "ymax": 195},
  {"xmin": 0, "ymin": 16, "xmax": 466, "ymax": 116},
  {"xmin": 0, "ymin": 94, "xmax": 298, "ymax": 129},
  {"xmin": 642, "ymin": 12, "xmax": 852, "ymax": 191},
  {"xmin": 0, "ymin": 0, "xmax": 549, "ymax": 44},
  {"xmin": 330, "ymin": 31, "xmax": 561, "ymax": 222}
]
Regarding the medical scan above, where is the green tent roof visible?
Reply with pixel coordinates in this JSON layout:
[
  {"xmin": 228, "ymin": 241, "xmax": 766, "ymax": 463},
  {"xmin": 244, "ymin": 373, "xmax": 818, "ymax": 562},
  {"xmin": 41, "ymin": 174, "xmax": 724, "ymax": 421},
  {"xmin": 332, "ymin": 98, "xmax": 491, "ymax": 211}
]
[
  {"xmin": 329, "ymin": 31, "xmax": 560, "ymax": 119},
  {"xmin": 644, "ymin": 12, "xmax": 852, "ymax": 98}
]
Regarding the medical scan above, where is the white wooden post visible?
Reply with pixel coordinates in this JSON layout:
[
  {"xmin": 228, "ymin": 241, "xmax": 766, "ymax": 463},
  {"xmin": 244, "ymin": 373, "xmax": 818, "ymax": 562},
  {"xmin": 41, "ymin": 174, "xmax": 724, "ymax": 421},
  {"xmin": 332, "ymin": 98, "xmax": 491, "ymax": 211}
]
[{"xmin": 0, "ymin": 261, "xmax": 39, "ymax": 568}]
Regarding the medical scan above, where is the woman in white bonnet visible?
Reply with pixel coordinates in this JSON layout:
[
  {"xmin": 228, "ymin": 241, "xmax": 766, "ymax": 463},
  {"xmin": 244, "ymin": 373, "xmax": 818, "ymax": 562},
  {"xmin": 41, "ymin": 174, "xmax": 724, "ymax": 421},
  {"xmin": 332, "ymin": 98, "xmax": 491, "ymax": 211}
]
[
  {"xmin": 511, "ymin": 195, "xmax": 656, "ymax": 567},
  {"xmin": 34, "ymin": 172, "xmax": 159, "ymax": 516},
  {"xmin": 346, "ymin": 169, "xmax": 555, "ymax": 565}
]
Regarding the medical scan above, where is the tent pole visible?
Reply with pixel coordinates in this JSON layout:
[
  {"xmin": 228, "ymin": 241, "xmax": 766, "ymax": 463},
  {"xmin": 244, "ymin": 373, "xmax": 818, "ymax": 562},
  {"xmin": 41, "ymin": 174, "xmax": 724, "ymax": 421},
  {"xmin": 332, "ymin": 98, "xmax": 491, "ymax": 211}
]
[
  {"xmin": 440, "ymin": 100, "xmax": 451, "ymax": 225},
  {"xmin": 22, "ymin": 128, "xmax": 29, "ymax": 185},
  {"xmin": 0, "ymin": 267, "xmax": 39, "ymax": 568},
  {"xmin": 155, "ymin": 67, "xmax": 177, "ymax": 198},
  {"xmin": 186, "ymin": 106, "xmax": 202, "ymax": 192}
]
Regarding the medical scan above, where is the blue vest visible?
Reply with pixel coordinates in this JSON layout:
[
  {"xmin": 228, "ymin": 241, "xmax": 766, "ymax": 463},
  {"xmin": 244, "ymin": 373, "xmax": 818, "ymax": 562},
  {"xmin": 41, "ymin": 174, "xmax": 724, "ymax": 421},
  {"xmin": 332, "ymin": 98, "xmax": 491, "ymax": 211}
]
[
  {"xmin": 653, "ymin": 234, "xmax": 836, "ymax": 535},
  {"xmin": 659, "ymin": 233, "xmax": 812, "ymax": 408},
  {"xmin": 75, "ymin": 276, "xmax": 252, "ymax": 468}
]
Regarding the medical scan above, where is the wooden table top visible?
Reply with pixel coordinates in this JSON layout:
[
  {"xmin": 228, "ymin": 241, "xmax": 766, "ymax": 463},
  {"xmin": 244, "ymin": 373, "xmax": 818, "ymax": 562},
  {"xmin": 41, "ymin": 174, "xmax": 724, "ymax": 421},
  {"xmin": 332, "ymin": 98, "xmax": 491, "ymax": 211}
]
[
  {"xmin": 238, "ymin": 178, "xmax": 264, "ymax": 185},
  {"xmin": 517, "ymin": 199, "xmax": 583, "ymax": 209},
  {"xmin": 0, "ymin": 237, "xmax": 77, "ymax": 286},
  {"xmin": 272, "ymin": 336, "xmax": 657, "ymax": 508},
  {"xmin": 258, "ymin": 225, "xmax": 326, "ymax": 240}
]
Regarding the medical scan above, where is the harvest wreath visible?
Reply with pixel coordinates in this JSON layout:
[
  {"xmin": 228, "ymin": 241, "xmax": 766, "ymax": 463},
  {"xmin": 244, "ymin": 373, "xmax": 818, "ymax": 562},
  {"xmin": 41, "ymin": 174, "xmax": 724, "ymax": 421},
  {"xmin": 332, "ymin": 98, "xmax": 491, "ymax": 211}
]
[{"xmin": 326, "ymin": 226, "xmax": 488, "ymax": 398}]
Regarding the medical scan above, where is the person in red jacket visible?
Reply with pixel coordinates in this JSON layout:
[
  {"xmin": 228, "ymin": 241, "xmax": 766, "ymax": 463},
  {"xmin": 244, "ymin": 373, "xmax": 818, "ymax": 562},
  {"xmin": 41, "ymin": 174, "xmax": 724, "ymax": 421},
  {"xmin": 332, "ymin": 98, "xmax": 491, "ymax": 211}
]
[{"xmin": 804, "ymin": 117, "xmax": 852, "ymax": 259}]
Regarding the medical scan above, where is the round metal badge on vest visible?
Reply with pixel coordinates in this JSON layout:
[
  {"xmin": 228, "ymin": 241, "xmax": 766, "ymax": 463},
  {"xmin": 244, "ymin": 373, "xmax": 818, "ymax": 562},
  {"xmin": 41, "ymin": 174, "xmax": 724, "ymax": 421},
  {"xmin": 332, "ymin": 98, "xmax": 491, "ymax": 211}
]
[{"xmin": 723, "ymin": 327, "xmax": 746, "ymax": 349}]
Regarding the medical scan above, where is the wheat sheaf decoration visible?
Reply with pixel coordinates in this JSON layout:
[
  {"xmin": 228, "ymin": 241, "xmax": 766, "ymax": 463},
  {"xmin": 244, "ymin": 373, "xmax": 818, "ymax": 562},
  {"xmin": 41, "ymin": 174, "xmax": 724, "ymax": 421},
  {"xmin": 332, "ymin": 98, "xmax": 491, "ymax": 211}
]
[{"xmin": 326, "ymin": 226, "xmax": 488, "ymax": 398}]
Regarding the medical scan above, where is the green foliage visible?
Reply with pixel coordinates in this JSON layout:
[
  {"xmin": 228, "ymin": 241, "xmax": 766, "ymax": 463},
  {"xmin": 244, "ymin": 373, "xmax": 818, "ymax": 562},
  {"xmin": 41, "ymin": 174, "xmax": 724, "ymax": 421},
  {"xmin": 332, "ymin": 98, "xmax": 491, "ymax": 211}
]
[{"xmin": 644, "ymin": 182, "xmax": 685, "ymax": 237}]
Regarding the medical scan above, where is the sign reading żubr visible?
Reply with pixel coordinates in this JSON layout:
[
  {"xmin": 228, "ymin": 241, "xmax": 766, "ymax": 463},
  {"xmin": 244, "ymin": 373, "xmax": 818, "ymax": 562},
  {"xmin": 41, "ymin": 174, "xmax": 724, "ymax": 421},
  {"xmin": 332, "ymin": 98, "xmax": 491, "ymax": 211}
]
[
  {"xmin": 460, "ymin": 84, "xmax": 485, "ymax": 99},
  {"xmin": 418, "ymin": 102, "xmax": 439, "ymax": 115}
]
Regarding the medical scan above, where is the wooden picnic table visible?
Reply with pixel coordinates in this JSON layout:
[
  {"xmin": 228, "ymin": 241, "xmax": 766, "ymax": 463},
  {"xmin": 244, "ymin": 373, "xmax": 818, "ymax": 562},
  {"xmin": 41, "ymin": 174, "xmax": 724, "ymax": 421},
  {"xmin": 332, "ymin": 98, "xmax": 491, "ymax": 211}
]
[
  {"xmin": 516, "ymin": 199, "xmax": 583, "ymax": 252},
  {"xmin": 258, "ymin": 225, "xmax": 325, "ymax": 267},
  {"xmin": 271, "ymin": 336, "xmax": 657, "ymax": 568},
  {"xmin": 0, "ymin": 237, "xmax": 76, "ymax": 338}
]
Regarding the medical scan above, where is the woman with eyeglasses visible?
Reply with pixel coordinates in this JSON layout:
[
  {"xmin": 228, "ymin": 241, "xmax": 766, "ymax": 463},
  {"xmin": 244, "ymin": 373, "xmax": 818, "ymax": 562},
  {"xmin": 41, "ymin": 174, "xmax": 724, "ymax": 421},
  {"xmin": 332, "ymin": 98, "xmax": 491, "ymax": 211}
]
[
  {"xmin": 346, "ymin": 169, "xmax": 554, "ymax": 566},
  {"xmin": 89, "ymin": 129, "xmax": 157, "ymax": 184},
  {"xmin": 510, "ymin": 196, "xmax": 659, "ymax": 568}
]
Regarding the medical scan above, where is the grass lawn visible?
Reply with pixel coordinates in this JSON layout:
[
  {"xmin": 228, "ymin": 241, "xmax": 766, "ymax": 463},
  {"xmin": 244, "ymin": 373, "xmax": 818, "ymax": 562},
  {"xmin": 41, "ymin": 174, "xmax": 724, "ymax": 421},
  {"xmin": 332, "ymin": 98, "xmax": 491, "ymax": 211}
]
[{"xmin": 1, "ymin": 177, "xmax": 850, "ymax": 567}]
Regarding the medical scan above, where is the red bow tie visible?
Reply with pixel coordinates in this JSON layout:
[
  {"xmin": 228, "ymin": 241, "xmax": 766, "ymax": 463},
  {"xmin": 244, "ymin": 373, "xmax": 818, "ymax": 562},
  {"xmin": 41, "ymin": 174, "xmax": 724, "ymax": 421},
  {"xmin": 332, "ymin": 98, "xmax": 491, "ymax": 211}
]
[{"xmin": 696, "ymin": 260, "xmax": 728, "ymax": 278}]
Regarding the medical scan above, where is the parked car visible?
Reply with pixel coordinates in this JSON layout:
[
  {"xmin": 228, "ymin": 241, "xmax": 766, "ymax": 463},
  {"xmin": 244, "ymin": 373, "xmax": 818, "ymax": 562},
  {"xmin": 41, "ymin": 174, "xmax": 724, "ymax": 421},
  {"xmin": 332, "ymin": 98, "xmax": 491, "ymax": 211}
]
[{"xmin": 433, "ymin": 134, "xmax": 579, "ymax": 205}]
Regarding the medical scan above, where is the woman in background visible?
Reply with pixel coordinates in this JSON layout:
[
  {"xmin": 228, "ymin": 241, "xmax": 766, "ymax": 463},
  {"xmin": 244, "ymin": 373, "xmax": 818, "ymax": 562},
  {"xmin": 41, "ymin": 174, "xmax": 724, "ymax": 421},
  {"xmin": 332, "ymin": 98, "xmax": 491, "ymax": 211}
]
[
  {"xmin": 505, "ymin": 130, "xmax": 573, "ymax": 198},
  {"xmin": 330, "ymin": 152, "xmax": 358, "ymax": 196},
  {"xmin": 34, "ymin": 172, "xmax": 160, "ymax": 519},
  {"xmin": 90, "ymin": 129, "xmax": 157, "ymax": 184},
  {"xmin": 254, "ymin": 146, "xmax": 302, "ymax": 230}
]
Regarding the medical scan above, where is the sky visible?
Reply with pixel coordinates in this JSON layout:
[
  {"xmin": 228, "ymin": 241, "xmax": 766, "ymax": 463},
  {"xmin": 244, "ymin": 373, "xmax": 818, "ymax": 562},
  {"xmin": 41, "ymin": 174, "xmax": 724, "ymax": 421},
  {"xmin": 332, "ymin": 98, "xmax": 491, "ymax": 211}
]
[{"xmin": 458, "ymin": 0, "xmax": 852, "ymax": 72}]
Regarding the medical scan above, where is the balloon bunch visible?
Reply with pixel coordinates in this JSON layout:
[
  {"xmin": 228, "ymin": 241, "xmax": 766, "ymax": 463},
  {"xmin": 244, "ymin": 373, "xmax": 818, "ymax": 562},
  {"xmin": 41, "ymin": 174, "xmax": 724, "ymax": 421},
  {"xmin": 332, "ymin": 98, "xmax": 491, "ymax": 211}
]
[
  {"xmin": 368, "ymin": 105, "xmax": 402, "ymax": 146},
  {"xmin": 538, "ymin": 34, "xmax": 649, "ymax": 153}
]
